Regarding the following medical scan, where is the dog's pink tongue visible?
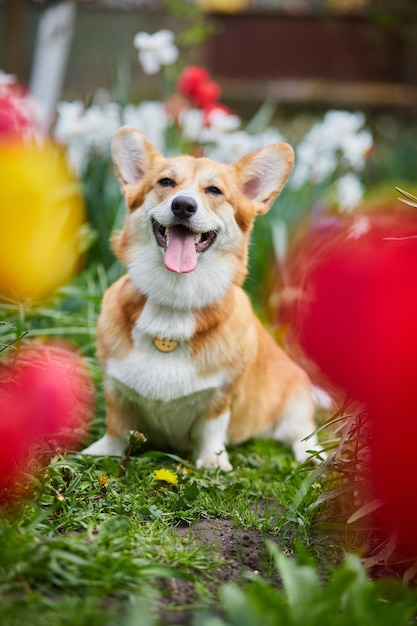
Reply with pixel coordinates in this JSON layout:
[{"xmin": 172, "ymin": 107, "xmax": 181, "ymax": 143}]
[{"xmin": 164, "ymin": 225, "xmax": 197, "ymax": 274}]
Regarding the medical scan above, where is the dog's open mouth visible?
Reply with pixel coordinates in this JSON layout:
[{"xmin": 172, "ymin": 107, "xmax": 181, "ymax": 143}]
[{"xmin": 152, "ymin": 219, "xmax": 217, "ymax": 274}]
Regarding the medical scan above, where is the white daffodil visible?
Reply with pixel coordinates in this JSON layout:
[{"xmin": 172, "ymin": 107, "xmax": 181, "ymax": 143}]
[
  {"xmin": 53, "ymin": 100, "xmax": 121, "ymax": 174},
  {"xmin": 123, "ymin": 101, "xmax": 171, "ymax": 152},
  {"xmin": 180, "ymin": 108, "xmax": 205, "ymax": 142},
  {"xmin": 205, "ymin": 131, "xmax": 259, "ymax": 163},
  {"xmin": 336, "ymin": 172, "xmax": 364, "ymax": 212},
  {"xmin": 290, "ymin": 110, "xmax": 372, "ymax": 190},
  {"xmin": 198, "ymin": 109, "xmax": 241, "ymax": 144},
  {"xmin": 133, "ymin": 29, "xmax": 179, "ymax": 75}
]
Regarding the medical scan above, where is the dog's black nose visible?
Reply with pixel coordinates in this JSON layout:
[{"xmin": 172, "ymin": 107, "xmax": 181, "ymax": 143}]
[{"xmin": 171, "ymin": 196, "xmax": 198, "ymax": 220}]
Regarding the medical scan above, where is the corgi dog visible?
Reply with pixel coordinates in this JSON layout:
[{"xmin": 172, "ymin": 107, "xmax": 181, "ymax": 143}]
[{"xmin": 82, "ymin": 127, "xmax": 321, "ymax": 470}]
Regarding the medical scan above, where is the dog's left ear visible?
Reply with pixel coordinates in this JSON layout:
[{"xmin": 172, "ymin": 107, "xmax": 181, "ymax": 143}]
[{"xmin": 235, "ymin": 143, "xmax": 294, "ymax": 215}]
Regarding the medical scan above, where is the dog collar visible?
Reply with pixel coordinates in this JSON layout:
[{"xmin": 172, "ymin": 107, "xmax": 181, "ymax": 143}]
[{"xmin": 153, "ymin": 336, "xmax": 179, "ymax": 353}]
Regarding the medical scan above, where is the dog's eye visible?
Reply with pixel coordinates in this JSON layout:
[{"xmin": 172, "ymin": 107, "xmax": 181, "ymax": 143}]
[
  {"xmin": 205, "ymin": 186, "xmax": 223, "ymax": 196},
  {"xmin": 158, "ymin": 177, "xmax": 176, "ymax": 188}
]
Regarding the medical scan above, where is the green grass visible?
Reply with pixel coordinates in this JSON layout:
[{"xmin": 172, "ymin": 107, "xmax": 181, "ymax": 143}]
[
  {"xmin": 1, "ymin": 261, "xmax": 417, "ymax": 624},
  {"xmin": 0, "ymin": 437, "xmax": 326, "ymax": 624},
  {"xmin": 196, "ymin": 544, "xmax": 417, "ymax": 626}
]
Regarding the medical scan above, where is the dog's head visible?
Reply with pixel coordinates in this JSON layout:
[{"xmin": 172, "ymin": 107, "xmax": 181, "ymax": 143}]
[{"xmin": 112, "ymin": 127, "xmax": 293, "ymax": 309}]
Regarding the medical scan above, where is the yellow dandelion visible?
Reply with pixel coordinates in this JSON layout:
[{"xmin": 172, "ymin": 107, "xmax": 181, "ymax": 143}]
[
  {"xmin": 98, "ymin": 474, "xmax": 110, "ymax": 491},
  {"xmin": 153, "ymin": 468, "xmax": 178, "ymax": 485}
]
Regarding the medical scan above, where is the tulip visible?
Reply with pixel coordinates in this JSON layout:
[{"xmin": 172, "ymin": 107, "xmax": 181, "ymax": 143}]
[
  {"xmin": 281, "ymin": 208, "xmax": 417, "ymax": 555},
  {"xmin": 0, "ymin": 342, "xmax": 94, "ymax": 496},
  {"xmin": 0, "ymin": 140, "xmax": 87, "ymax": 302}
]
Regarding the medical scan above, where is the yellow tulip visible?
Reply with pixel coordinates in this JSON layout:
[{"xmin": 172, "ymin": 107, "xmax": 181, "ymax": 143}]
[{"xmin": 0, "ymin": 140, "xmax": 87, "ymax": 302}]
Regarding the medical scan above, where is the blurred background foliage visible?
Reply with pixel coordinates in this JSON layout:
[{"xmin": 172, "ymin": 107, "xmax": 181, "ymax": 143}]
[{"xmin": 1, "ymin": 0, "xmax": 416, "ymax": 312}]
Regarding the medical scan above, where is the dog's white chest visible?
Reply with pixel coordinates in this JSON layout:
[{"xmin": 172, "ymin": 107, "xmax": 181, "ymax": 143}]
[
  {"xmin": 107, "ymin": 339, "xmax": 224, "ymax": 402},
  {"xmin": 105, "ymin": 300, "xmax": 227, "ymax": 447},
  {"xmin": 107, "ymin": 300, "xmax": 225, "ymax": 401}
]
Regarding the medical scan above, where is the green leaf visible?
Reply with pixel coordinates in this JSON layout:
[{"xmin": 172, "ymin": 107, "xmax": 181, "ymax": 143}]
[
  {"xmin": 142, "ymin": 450, "xmax": 194, "ymax": 469},
  {"xmin": 183, "ymin": 482, "xmax": 200, "ymax": 502},
  {"xmin": 267, "ymin": 540, "xmax": 322, "ymax": 621},
  {"xmin": 138, "ymin": 506, "xmax": 163, "ymax": 520}
]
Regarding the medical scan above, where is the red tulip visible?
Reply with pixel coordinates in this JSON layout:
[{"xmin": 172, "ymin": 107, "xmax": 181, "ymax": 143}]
[
  {"xmin": 193, "ymin": 80, "xmax": 221, "ymax": 108},
  {"xmin": 177, "ymin": 66, "xmax": 221, "ymax": 108},
  {"xmin": 177, "ymin": 66, "xmax": 210, "ymax": 99},
  {"xmin": 0, "ymin": 342, "xmax": 94, "ymax": 496},
  {"xmin": 282, "ymin": 208, "xmax": 417, "ymax": 554}
]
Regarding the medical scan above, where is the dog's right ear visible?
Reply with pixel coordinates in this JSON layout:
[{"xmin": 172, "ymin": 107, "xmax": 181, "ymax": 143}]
[{"xmin": 112, "ymin": 126, "xmax": 162, "ymax": 191}]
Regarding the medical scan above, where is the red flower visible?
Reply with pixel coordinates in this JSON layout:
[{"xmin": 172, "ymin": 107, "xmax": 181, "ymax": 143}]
[
  {"xmin": 177, "ymin": 66, "xmax": 210, "ymax": 98},
  {"xmin": 193, "ymin": 80, "xmax": 221, "ymax": 108},
  {"xmin": 0, "ymin": 342, "xmax": 94, "ymax": 496},
  {"xmin": 177, "ymin": 66, "xmax": 221, "ymax": 108},
  {"xmin": 282, "ymin": 208, "xmax": 417, "ymax": 555}
]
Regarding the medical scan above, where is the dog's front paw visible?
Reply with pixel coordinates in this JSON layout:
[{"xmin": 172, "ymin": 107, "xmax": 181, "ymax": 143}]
[
  {"xmin": 195, "ymin": 450, "xmax": 232, "ymax": 472},
  {"xmin": 81, "ymin": 434, "xmax": 127, "ymax": 457}
]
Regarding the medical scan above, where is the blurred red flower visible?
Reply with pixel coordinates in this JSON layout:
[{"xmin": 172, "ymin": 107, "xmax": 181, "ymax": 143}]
[
  {"xmin": 0, "ymin": 342, "xmax": 94, "ymax": 496},
  {"xmin": 281, "ymin": 208, "xmax": 417, "ymax": 555},
  {"xmin": 177, "ymin": 66, "xmax": 221, "ymax": 109},
  {"xmin": 193, "ymin": 80, "xmax": 221, "ymax": 108},
  {"xmin": 177, "ymin": 66, "xmax": 210, "ymax": 99}
]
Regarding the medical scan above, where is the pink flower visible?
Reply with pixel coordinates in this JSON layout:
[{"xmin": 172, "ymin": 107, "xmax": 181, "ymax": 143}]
[{"xmin": 0, "ymin": 74, "xmax": 39, "ymax": 140}]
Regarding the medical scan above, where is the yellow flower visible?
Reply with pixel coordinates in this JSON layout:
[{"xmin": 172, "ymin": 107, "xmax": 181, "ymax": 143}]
[
  {"xmin": 153, "ymin": 468, "xmax": 178, "ymax": 485},
  {"xmin": 98, "ymin": 474, "xmax": 110, "ymax": 491},
  {"xmin": 177, "ymin": 463, "xmax": 193, "ymax": 475},
  {"xmin": 0, "ymin": 140, "xmax": 87, "ymax": 302}
]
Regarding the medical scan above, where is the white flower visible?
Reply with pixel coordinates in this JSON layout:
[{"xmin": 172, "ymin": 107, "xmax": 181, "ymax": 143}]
[
  {"xmin": 255, "ymin": 127, "xmax": 286, "ymax": 148},
  {"xmin": 65, "ymin": 143, "xmax": 90, "ymax": 177},
  {"xmin": 340, "ymin": 130, "xmax": 373, "ymax": 170},
  {"xmin": 83, "ymin": 102, "xmax": 120, "ymax": 154},
  {"xmin": 335, "ymin": 173, "xmax": 364, "ymax": 212},
  {"xmin": 290, "ymin": 110, "xmax": 372, "ymax": 190},
  {"xmin": 53, "ymin": 101, "xmax": 88, "ymax": 174},
  {"xmin": 206, "ymin": 109, "xmax": 241, "ymax": 134},
  {"xmin": 290, "ymin": 140, "xmax": 337, "ymax": 189},
  {"xmin": 53, "ymin": 100, "xmax": 121, "ymax": 174},
  {"xmin": 123, "ymin": 101, "xmax": 171, "ymax": 152},
  {"xmin": 180, "ymin": 108, "xmax": 205, "ymax": 143},
  {"xmin": 54, "ymin": 100, "xmax": 86, "ymax": 141},
  {"xmin": 198, "ymin": 111, "xmax": 241, "ymax": 144},
  {"xmin": 322, "ymin": 110, "xmax": 366, "ymax": 135},
  {"xmin": 205, "ymin": 131, "xmax": 259, "ymax": 163},
  {"xmin": 133, "ymin": 29, "xmax": 179, "ymax": 75},
  {"xmin": 272, "ymin": 219, "xmax": 288, "ymax": 265}
]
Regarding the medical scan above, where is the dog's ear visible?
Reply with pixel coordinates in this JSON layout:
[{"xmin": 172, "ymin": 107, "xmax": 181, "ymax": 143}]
[
  {"xmin": 235, "ymin": 143, "xmax": 294, "ymax": 215},
  {"xmin": 112, "ymin": 126, "xmax": 162, "ymax": 190}
]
